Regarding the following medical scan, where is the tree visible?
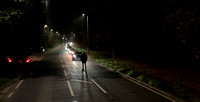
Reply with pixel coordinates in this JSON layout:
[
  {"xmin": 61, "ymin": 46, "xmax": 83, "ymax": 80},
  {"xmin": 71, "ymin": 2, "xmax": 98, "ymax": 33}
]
[{"xmin": 0, "ymin": 0, "xmax": 45, "ymax": 47}]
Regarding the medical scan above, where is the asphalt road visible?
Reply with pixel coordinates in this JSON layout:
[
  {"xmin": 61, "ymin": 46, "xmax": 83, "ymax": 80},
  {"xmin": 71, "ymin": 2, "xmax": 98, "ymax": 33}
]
[{"xmin": 1, "ymin": 45, "xmax": 174, "ymax": 102}]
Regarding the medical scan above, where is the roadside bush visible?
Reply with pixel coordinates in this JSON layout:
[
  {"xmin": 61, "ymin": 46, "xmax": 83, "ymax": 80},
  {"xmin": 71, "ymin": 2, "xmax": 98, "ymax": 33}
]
[
  {"xmin": 0, "ymin": 77, "xmax": 11, "ymax": 88},
  {"xmin": 126, "ymin": 70, "xmax": 134, "ymax": 76}
]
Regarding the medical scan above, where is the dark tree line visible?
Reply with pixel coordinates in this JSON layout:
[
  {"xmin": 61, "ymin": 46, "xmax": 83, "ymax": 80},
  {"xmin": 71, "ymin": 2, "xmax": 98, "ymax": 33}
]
[{"xmin": 0, "ymin": 0, "xmax": 45, "ymax": 48}]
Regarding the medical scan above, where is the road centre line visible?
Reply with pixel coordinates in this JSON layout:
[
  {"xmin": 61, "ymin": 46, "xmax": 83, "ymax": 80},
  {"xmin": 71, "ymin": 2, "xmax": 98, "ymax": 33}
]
[
  {"xmin": 67, "ymin": 80, "xmax": 75, "ymax": 96},
  {"xmin": 91, "ymin": 79, "xmax": 107, "ymax": 94},
  {"xmin": 71, "ymin": 79, "xmax": 93, "ymax": 84},
  {"xmin": 64, "ymin": 69, "xmax": 75, "ymax": 96},
  {"xmin": 64, "ymin": 70, "xmax": 68, "ymax": 77},
  {"xmin": 73, "ymin": 62, "xmax": 78, "ymax": 67}
]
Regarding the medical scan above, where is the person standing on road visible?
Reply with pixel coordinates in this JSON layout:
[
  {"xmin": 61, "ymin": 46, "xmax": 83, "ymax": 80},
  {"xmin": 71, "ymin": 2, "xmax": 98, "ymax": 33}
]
[{"xmin": 81, "ymin": 52, "xmax": 88, "ymax": 73}]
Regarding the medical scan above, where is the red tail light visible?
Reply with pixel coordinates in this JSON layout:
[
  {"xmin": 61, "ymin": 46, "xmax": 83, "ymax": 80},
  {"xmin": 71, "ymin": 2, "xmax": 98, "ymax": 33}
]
[
  {"xmin": 26, "ymin": 58, "xmax": 31, "ymax": 63},
  {"xmin": 8, "ymin": 58, "xmax": 12, "ymax": 63}
]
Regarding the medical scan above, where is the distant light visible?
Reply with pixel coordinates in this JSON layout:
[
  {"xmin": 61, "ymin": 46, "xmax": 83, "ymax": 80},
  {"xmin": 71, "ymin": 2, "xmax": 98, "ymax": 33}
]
[
  {"xmin": 44, "ymin": 25, "xmax": 48, "ymax": 29},
  {"xmin": 26, "ymin": 58, "xmax": 31, "ymax": 63},
  {"xmin": 82, "ymin": 13, "xmax": 85, "ymax": 16},
  {"xmin": 19, "ymin": 0, "xmax": 24, "ymax": 2},
  {"xmin": 8, "ymin": 58, "xmax": 12, "ymax": 63},
  {"xmin": 69, "ymin": 42, "xmax": 73, "ymax": 46}
]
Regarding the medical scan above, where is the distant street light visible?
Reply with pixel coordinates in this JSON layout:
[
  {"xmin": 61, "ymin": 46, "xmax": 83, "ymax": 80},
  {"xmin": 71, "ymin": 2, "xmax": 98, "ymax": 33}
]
[
  {"xmin": 44, "ymin": 25, "xmax": 48, "ymax": 29},
  {"xmin": 82, "ymin": 13, "xmax": 89, "ymax": 54}
]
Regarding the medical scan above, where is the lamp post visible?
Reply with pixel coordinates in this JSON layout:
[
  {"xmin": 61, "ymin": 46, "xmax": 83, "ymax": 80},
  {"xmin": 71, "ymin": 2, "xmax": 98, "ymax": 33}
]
[{"xmin": 82, "ymin": 13, "xmax": 89, "ymax": 54}]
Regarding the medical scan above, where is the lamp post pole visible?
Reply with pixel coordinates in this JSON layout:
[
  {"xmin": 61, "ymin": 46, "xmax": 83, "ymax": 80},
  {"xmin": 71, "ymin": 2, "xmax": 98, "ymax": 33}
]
[
  {"xmin": 86, "ymin": 15, "xmax": 89, "ymax": 54},
  {"xmin": 82, "ymin": 13, "xmax": 89, "ymax": 54}
]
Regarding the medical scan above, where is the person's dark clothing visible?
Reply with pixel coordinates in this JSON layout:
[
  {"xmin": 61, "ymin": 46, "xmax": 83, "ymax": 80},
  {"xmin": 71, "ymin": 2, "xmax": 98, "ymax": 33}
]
[
  {"xmin": 81, "ymin": 52, "xmax": 88, "ymax": 72},
  {"xmin": 81, "ymin": 53, "xmax": 87, "ymax": 63}
]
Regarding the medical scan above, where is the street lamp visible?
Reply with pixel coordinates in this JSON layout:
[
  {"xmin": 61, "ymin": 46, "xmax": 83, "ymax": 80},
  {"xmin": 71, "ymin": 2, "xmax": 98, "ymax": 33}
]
[
  {"xmin": 44, "ymin": 25, "xmax": 48, "ymax": 29},
  {"xmin": 82, "ymin": 13, "xmax": 89, "ymax": 54}
]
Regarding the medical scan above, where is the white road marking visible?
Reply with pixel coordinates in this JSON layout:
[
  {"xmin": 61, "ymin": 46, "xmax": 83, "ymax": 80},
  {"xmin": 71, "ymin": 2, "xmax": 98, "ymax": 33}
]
[
  {"xmin": 64, "ymin": 70, "xmax": 68, "ymax": 77},
  {"xmin": 61, "ymin": 52, "xmax": 75, "ymax": 96},
  {"xmin": 67, "ymin": 80, "xmax": 75, "ymax": 96},
  {"xmin": 91, "ymin": 79, "xmax": 107, "ymax": 94},
  {"xmin": 73, "ymin": 62, "xmax": 78, "ymax": 67},
  {"xmin": 7, "ymin": 92, "xmax": 13, "ymax": 98},
  {"xmin": 15, "ymin": 80, "xmax": 23, "ymax": 89},
  {"xmin": 71, "ymin": 80, "xmax": 93, "ymax": 84},
  {"xmin": 122, "ymin": 75, "xmax": 175, "ymax": 102},
  {"xmin": 8, "ymin": 80, "xmax": 24, "ymax": 98}
]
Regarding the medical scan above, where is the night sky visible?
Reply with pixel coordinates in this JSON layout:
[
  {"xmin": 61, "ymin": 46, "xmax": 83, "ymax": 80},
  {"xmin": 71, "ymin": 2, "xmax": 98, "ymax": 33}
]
[{"xmin": 50, "ymin": 0, "xmax": 88, "ymax": 34}]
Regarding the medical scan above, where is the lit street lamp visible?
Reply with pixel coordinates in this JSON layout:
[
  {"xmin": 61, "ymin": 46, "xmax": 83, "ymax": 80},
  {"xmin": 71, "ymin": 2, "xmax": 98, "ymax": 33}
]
[
  {"xmin": 82, "ymin": 13, "xmax": 89, "ymax": 54},
  {"xmin": 44, "ymin": 25, "xmax": 48, "ymax": 29}
]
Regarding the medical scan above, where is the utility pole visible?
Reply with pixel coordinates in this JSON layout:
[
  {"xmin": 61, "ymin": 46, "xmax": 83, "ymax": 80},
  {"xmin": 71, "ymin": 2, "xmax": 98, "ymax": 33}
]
[{"xmin": 86, "ymin": 16, "xmax": 89, "ymax": 54}]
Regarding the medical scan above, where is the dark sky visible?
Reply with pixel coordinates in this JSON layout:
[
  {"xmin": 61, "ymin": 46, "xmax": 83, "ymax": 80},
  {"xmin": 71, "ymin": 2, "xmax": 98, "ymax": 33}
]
[
  {"xmin": 50, "ymin": 0, "xmax": 138, "ymax": 34},
  {"xmin": 50, "ymin": 0, "xmax": 161, "ymax": 31},
  {"xmin": 50, "ymin": 0, "xmax": 88, "ymax": 34}
]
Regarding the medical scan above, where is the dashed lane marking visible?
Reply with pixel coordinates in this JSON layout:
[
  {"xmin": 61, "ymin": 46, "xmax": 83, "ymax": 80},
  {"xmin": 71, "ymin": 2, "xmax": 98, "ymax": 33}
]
[{"xmin": 91, "ymin": 79, "xmax": 107, "ymax": 94}]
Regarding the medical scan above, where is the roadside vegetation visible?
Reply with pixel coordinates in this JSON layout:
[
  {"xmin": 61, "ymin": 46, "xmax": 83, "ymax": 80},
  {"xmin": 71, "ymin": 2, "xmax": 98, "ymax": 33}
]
[
  {"xmin": 0, "ymin": 66, "xmax": 19, "ymax": 89},
  {"xmin": 0, "ymin": 78, "xmax": 12, "ymax": 88}
]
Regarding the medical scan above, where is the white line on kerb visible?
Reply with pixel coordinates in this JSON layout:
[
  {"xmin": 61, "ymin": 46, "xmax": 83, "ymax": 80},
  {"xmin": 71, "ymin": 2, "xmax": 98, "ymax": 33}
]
[
  {"xmin": 123, "ymin": 76, "xmax": 175, "ymax": 102},
  {"xmin": 91, "ymin": 79, "xmax": 107, "ymax": 94},
  {"xmin": 67, "ymin": 80, "xmax": 75, "ymax": 96}
]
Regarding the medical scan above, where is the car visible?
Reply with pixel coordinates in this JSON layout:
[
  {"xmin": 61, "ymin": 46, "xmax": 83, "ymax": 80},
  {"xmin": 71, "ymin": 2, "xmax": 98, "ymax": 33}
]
[
  {"xmin": 67, "ymin": 47, "xmax": 75, "ymax": 55},
  {"xmin": 72, "ymin": 51, "xmax": 82, "ymax": 61},
  {"xmin": 6, "ymin": 47, "xmax": 32, "ymax": 64},
  {"xmin": 7, "ymin": 55, "xmax": 32, "ymax": 64}
]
